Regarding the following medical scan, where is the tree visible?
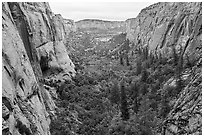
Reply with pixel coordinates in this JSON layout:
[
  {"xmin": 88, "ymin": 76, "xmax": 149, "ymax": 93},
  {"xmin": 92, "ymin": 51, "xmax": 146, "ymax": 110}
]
[
  {"xmin": 120, "ymin": 53, "xmax": 124, "ymax": 65},
  {"xmin": 136, "ymin": 60, "xmax": 142, "ymax": 75},
  {"xmin": 120, "ymin": 80, "xmax": 129, "ymax": 121},
  {"xmin": 110, "ymin": 80, "xmax": 120, "ymax": 105},
  {"xmin": 141, "ymin": 69, "xmax": 148, "ymax": 83},
  {"xmin": 126, "ymin": 55, "xmax": 130, "ymax": 66},
  {"xmin": 175, "ymin": 48, "xmax": 184, "ymax": 96},
  {"xmin": 130, "ymin": 82, "xmax": 140, "ymax": 113},
  {"xmin": 172, "ymin": 45, "xmax": 178, "ymax": 65},
  {"xmin": 159, "ymin": 94, "xmax": 171, "ymax": 119},
  {"xmin": 139, "ymin": 83, "xmax": 148, "ymax": 95},
  {"xmin": 136, "ymin": 95, "xmax": 160, "ymax": 135},
  {"xmin": 40, "ymin": 55, "xmax": 49, "ymax": 72}
]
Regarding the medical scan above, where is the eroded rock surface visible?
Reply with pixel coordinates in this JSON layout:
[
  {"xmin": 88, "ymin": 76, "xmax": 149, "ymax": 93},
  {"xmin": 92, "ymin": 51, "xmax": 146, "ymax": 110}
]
[
  {"xmin": 126, "ymin": 2, "xmax": 201, "ymax": 61},
  {"xmin": 2, "ymin": 2, "xmax": 75, "ymax": 135},
  {"xmin": 2, "ymin": 2, "xmax": 202, "ymax": 135},
  {"xmin": 163, "ymin": 66, "xmax": 202, "ymax": 135},
  {"xmin": 125, "ymin": 2, "xmax": 202, "ymax": 135}
]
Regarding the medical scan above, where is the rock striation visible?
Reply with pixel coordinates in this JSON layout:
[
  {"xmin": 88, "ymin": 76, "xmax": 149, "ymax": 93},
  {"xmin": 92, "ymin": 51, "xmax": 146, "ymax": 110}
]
[
  {"xmin": 2, "ymin": 2, "xmax": 75, "ymax": 134},
  {"xmin": 126, "ymin": 2, "xmax": 201, "ymax": 62},
  {"xmin": 76, "ymin": 19, "xmax": 126, "ymax": 42},
  {"xmin": 125, "ymin": 2, "xmax": 202, "ymax": 135},
  {"xmin": 2, "ymin": 1, "xmax": 202, "ymax": 135},
  {"xmin": 76, "ymin": 19, "xmax": 125, "ymax": 32}
]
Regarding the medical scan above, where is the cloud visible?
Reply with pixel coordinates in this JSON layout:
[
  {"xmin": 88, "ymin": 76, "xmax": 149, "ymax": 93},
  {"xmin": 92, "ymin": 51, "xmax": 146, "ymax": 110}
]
[{"xmin": 49, "ymin": 2, "xmax": 155, "ymax": 21}]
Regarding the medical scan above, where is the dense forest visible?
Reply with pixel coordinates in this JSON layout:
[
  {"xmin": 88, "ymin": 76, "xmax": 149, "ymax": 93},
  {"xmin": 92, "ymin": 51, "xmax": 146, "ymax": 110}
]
[{"xmin": 48, "ymin": 23, "xmax": 201, "ymax": 134}]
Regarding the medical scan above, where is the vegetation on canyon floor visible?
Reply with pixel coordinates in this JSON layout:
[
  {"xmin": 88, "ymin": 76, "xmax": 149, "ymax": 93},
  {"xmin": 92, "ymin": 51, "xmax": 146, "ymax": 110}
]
[{"xmin": 46, "ymin": 30, "xmax": 196, "ymax": 135}]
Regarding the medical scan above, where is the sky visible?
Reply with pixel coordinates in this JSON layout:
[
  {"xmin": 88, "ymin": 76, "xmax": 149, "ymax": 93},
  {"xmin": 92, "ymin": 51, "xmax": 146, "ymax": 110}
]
[{"xmin": 49, "ymin": 2, "xmax": 155, "ymax": 21}]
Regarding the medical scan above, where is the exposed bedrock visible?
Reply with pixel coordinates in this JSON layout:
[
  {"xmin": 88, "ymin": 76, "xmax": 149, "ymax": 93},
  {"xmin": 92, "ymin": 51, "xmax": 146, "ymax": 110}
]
[{"xmin": 2, "ymin": 2, "xmax": 75, "ymax": 134}]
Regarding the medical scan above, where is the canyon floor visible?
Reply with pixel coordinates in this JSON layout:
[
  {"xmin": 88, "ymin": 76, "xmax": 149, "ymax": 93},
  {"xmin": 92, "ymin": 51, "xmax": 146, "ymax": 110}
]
[{"xmin": 48, "ymin": 23, "xmax": 201, "ymax": 135}]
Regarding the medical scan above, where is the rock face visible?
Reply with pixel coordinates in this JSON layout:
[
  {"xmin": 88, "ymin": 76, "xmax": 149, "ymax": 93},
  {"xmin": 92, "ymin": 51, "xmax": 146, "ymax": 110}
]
[
  {"xmin": 2, "ymin": 2, "xmax": 75, "ymax": 135},
  {"xmin": 76, "ymin": 19, "xmax": 126, "ymax": 42},
  {"xmin": 76, "ymin": 19, "xmax": 125, "ymax": 32},
  {"xmin": 163, "ymin": 66, "xmax": 202, "ymax": 135},
  {"xmin": 125, "ymin": 2, "xmax": 202, "ymax": 135},
  {"xmin": 126, "ymin": 2, "xmax": 201, "ymax": 61}
]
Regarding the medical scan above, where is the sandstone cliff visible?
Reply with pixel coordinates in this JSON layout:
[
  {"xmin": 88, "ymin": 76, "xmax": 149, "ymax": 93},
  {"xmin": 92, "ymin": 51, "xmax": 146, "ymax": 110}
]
[
  {"xmin": 76, "ymin": 19, "xmax": 126, "ymax": 41},
  {"xmin": 125, "ymin": 2, "xmax": 202, "ymax": 135},
  {"xmin": 2, "ymin": 2, "xmax": 75, "ymax": 134},
  {"xmin": 126, "ymin": 2, "xmax": 201, "ymax": 61},
  {"xmin": 2, "ymin": 2, "xmax": 202, "ymax": 135},
  {"xmin": 76, "ymin": 19, "xmax": 125, "ymax": 32}
]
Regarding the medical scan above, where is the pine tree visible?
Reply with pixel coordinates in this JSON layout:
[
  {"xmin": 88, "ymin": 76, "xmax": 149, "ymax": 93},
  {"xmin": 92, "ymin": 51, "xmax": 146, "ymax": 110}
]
[
  {"xmin": 176, "ymin": 45, "xmax": 184, "ymax": 95},
  {"xmin": 126, "ymin": 55, "xmax": 130, "ymax": 66},
  {"xmin": 172, "ymin": 46, "xmax": 178, "ymax": 65},
  {"xmin": 40, "ymin": 55, "xmax": 49, "ymax": 72},
  {"xmin": 120, "ymin": 52, "xmax": 124, "ymax": 65},
  {"xmin": 141, "ymin": 69, "xmax": 148, "ymax": 83},
  {"xmin": 160, "ymin": 94, "xmax": 171, "ymax": 119},
  {"xmin": 133, "ymin": 97, "xmax": 140, "ymax": 114},
  {"xmin": 110, "ymin": 80, "xmax": 120, "ymax": 105},
  {"xmin": 136, "ymin": 60, "xmax": 142, "ymax": 75},
  {"xmin": 133, "ymin": 86, "xmax": 140, "ymax": 113},
  {"xmin": 130, "ymin": 82, "xmax": 140, "ymax": 113},
  {"xmin": 120, "ymin": 80, "xmax": 130, "ymax": 121},
  {"xmin": 139, "ymin": 83, "xmax": 148, "ymax": 95}
]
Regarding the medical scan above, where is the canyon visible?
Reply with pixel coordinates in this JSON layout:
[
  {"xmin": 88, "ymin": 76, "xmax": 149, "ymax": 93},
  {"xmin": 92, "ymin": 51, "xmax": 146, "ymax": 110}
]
[{"xmin": 2, "ymin": 2, "xmax": 202, "ymax": 135}]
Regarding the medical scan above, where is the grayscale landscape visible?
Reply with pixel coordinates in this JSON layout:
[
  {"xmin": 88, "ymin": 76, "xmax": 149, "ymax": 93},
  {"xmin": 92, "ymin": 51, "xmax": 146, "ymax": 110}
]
[{"xmin": 2, "ymin": 2, "xmax": 202, "ymax": 135}]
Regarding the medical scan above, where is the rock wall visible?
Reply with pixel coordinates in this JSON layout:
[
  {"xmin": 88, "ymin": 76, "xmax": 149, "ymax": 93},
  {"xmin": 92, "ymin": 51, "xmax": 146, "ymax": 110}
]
[
  {"xmin": 163, "ymin": 65, "xmax": 202, "ymax": 135},
  {"xmin": 125, "ymin": 2, "xmax": 202, "ymax": 135},
  {"xmin": 126, "ymin": 2, "xmax": 201, "ymax": 62},
  {"xmin": 2, "ymin": 2, "xmax": 76, "ymax": 135},
  {"xmin": 76, "ymin": 19, "xmax": 126, "ymax": 34}
]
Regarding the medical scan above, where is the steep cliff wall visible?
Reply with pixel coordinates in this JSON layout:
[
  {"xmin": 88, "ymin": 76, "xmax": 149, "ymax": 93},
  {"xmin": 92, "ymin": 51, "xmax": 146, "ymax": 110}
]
[
  {"xmin": 126, "ymin": 2, "xmax": 201, "ymax": 61},
  {"xmin": 76, "ymin": 19, "xmax": 125, "ymax": 32},
  {"xmin": 125, "ymin": 2, "xmax": 202, "ymax": 135},
  {"xmin": 2, "ymin": 2, "xmax": 76, "ymax": 135},
  {"xmin": 75, "ymin": 19, "xmax": 126, "ymax": 43},
  {"xmin": 75, "ymin": 19, "xmax": 126, "ymax": 39}
]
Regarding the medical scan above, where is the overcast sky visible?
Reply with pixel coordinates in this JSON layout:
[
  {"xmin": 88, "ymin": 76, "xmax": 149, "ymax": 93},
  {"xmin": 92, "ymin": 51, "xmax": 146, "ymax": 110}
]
[{"xmin": 49, "ymin": 2, "xmax": 155, "ymax": 21}]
